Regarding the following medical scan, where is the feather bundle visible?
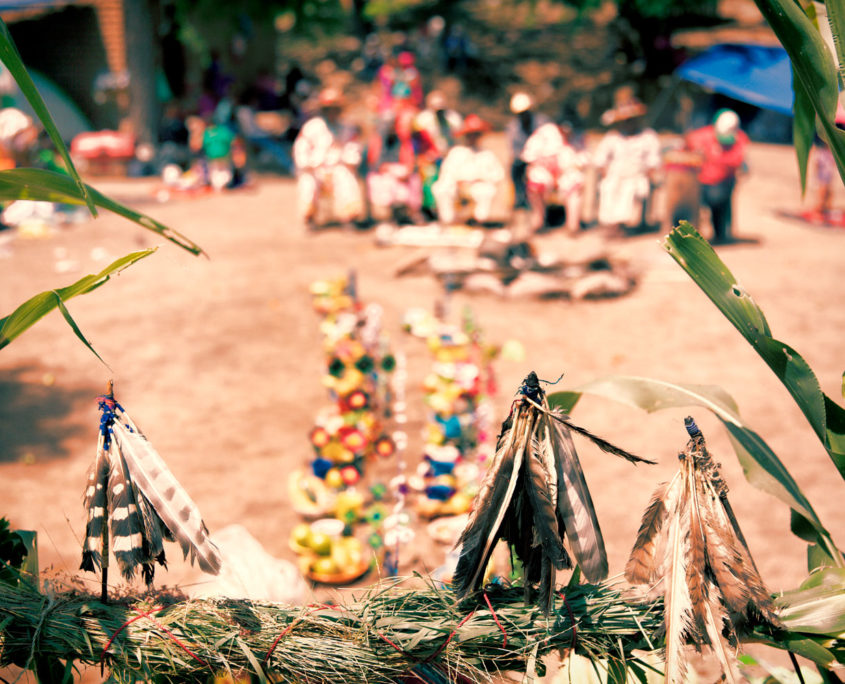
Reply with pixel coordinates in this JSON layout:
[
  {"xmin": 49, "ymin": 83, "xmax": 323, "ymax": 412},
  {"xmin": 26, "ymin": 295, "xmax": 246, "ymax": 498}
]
[
  {"xmin": 454, "ymin": 371, "xmax": 652, "ymax": 612},
  {"xmin": 81, "ymin": 388, "xmax": 222, "ymax": 585},
  {"xmin": 625, "ymin": 417, "xmax": 781, "ymax": 684}
]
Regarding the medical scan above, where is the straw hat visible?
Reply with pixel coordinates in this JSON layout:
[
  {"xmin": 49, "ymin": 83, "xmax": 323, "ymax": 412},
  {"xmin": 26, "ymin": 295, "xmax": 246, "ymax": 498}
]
[
  {"xmin": 600, "ymin": 98, "xmax": 647, "ymax": 126},
  {"xmin": 510, "ymin": 92, "xmax": 533, "ymax": 114},
  {"xmin": 457, "ymin": 114, "xmax": 490, "ymax": 136}
]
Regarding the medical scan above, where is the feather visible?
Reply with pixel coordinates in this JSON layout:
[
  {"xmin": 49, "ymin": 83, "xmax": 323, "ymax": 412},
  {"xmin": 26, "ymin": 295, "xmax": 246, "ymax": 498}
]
[
  {"xmin": 108, "ymin": 447, "xmax": 149, "ymax": 580},
  {"xmin": 547, "ymin": 413, "xmax": 608, "ymax": 583},
  {"xmin": 633, "ymin": 418, "xmax": 780, "ymax": 684},
  {"xmin": 456, "ymin": 371, "xmax": 644, "ymax": 614},
  {"xmin": 686, "ymin": 424, "xmax": 780, "ymax": 626},
  {"xmin": 454, "ymin": 406, "xmax": 526, "ymax": 598},
  {"xmin": 685, "ymin": 463, "xmax": 712, "ymax": 644},
  {"xmin": 625, "ymin": 480, "xmax": 670, "ymax": 585},
  {"xmin": 80, "ymin": 432, "xmax": 110, "ymax": 572},
  {"xmin": 524, "ymin": 434, "xmax": 567, "ymax": 569},
  {"xmin": 524, "ymin": 397, "xmax": 654, "ymax": 465},
  {"xmin": 111, "ymin": 410, "xmax": 222, "ymax": 575},
  {"xmin": 662, "ymin": 478, "xmax": 692, "ymax": 684}
]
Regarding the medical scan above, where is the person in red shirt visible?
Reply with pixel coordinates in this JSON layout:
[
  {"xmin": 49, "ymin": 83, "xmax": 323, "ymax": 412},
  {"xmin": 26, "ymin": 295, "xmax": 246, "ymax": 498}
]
[{"xmin": 685, "ymin": 109, "xmax": 749, "ymax": 243}]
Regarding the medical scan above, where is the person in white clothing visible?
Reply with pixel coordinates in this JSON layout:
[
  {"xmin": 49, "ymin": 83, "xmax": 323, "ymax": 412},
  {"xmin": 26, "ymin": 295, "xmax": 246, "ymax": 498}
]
[
  {"xmin": 293, "ymin": 88, "xmax": 363, "ymax": 228},
  {"xmin": 523, "ymin": 120, "xmax": 586, "ymax": 233},
  {"xmin": 432, "ymin": 114, "xmax": 504, "ymax": 225},
  {"xmin": 593, "ymin": 95, "xmax": 660, "ymax": 230}
]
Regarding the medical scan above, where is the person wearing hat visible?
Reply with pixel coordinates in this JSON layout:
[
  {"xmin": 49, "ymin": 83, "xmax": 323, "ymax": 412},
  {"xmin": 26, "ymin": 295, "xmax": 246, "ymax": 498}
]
[
  {"xmin": 293, "ymin": 88, "xmax": 364, "ymax": 228},
  {"xmin": 593, "ymin": 92, "xmax": 661, "ymax": 230},
  {"xmin": 414, "ymin": 90, "xmax": 462, "ymax": 217},
  {"xmin": 522, "ymin": 118, "xmax": 587, "ymax": 234},
  {"xmin": 684, "ymin": 108, "xmax": 748, "ymax": 243},
  {"xmin": 506, "ymin": 92, "xmax": 549, "ymax": 211},
  {"xmin": 432, "ymin": 114, "xmax": 504, "ymax": 225}
]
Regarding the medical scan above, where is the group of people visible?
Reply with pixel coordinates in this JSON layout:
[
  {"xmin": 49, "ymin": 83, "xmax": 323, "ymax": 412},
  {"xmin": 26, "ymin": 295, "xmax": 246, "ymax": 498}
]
[{"xmin": 293, "ymin": 72, "xmax": 750, "ymax": 242}]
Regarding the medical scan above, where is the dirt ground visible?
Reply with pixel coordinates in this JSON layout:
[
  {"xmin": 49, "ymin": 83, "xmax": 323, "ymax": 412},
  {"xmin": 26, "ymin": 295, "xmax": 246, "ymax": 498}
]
[{"xmin": 2, "ymin": 139, "xmax": 844, "ymax": 679}]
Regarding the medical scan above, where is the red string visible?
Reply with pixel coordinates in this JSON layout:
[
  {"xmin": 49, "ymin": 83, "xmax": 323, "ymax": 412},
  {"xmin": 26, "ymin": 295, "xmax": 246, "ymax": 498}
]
[
  {"xmin": 143, "ymin": 611, "xmax": 211, "ymax": 667},
  {"xmin": 422, "ymin": 609, "xmax": 476, "ymax": 663},
  {"xmin": 101, "ymin": 605, "xmax": 210, "ymax": 668},
  {"xmin": 483, "ymin": 593, "xmax": 507, "ymax": 649},
  {"xmin": 100, "ymin": 605, "xmax": 163, "ymax": 662},
  {"xmin": 558, "ymin": 591, "xmax": 578, "ymax": 651},
  {"xmin": 264, "ymin": 603, "xmax": 357, "ymax": 665},
  {"xmin": 376, "ymin": 609, "xmax": 476, "ymax": 665}
]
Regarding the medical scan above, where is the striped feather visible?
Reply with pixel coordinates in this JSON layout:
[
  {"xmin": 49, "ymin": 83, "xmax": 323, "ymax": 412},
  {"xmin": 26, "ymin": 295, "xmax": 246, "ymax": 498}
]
[
  {"xmin": 111, "ymin": 408, "xmax": 221, "ymax": 575},
  {"xmin": 108, "ymin": 446, "xmax": 148, "ymax": 580},
  {"xmin": 548, "ymin": 413, "xmax": 608, "ymax": 583},
  {"xmin": 80, "ymin": 432, "xmax": 111, "ymax": 572}
]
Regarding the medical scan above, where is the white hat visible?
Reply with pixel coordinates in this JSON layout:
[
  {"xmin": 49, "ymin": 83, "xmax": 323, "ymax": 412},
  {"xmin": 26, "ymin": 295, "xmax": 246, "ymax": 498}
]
[
  {"xmin": 714, "ymin": 109, "xmax": 740, "ymax": 144},
  {"xmin": 510, "ymin": 92, "xmax": 533, "ymax": 114}
]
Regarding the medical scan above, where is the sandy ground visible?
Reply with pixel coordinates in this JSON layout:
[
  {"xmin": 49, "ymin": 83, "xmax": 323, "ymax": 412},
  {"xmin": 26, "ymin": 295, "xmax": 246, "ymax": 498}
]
[{"xmin": 1, "ymin": 139, "xmax": 844, "ymax": 679}]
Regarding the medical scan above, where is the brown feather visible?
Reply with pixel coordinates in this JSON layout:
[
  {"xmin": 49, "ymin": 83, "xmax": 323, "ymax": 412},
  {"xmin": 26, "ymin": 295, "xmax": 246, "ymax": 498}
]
[
  {"xmin": 547, "ymin": 412, "xmax": 609, "ymax": 582},
  {"xmin": 454, "ymin": 405, "xmax": 530, "ymax": 598},
  {"xmin": 663, "ymin": 479, "xmax": 693, "ymax": 684},
  {"xmin": 525, "ymin": 435, "xmax": 567, "ymax": 569},
  {"xmin": 625, "ymin": 480, "xmax": 670, "ymax": 585}
]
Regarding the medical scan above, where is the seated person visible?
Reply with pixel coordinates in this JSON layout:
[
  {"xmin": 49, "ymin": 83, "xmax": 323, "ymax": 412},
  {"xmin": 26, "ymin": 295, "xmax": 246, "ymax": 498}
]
[
  {"xmin": 523, "ymin": 120, "xmax": 586, "ymax": 233},
  {"xmin": 432, "ymin": 114, "xmax": 504, "ymax": 225}
]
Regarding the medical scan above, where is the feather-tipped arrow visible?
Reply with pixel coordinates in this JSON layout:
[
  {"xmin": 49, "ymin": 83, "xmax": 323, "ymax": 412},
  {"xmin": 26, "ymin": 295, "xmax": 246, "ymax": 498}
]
[
  {"xmin": 625, "ymin": 417, "xmax": 781, "ymax": 684},
  {"xmin": 81, "ymin": 383, "xmax": 221, "ymax": 599},
  {"xmin": 454, "ymin": 371, "xmax": 653, "ymax": 613}
]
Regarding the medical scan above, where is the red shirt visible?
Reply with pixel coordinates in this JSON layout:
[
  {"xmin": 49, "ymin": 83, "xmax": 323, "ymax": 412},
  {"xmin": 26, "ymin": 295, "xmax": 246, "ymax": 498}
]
[{"xmin": 685, "ymin": 125, "xmax": 748, "ymax": 185}]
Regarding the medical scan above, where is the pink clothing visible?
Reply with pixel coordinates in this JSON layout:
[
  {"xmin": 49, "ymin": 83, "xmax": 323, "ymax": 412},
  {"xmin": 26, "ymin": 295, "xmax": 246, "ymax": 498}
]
[{"xmin": 685, "ymin": 125, "xmax": 748, "ymax": 185}]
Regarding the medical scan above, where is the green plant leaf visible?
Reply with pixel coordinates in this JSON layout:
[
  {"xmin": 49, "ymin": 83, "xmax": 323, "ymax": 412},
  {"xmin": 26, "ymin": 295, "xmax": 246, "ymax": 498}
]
[
  {"xmin": 0, "ymin": 169, "xmax": 204, "ymax": 255},
  {"xmin": 547, "ymin": 374, "xmax": 842, "ymax": 566},
  {"xmin": 0, "ymin": 19, "xmax": 94, "ymax": 215},
  {"xmin": 663, "ymin": 223, "xmax": 845, "ymax": 480},
  {"xmin": 823, "ymin": 0, "xmax": 845, "ymax": 89},
  {"xmin": 0, "ymin": 518, "xmax": 26, "ymax": 587},
  {"xmin": 777, "ymin": 568, "xmax": 845, "ymax": 634},
  {"xmin": 54, "ymin": 294, "xmax": 108, "ymax": 367},
  {"xmin": 792, "ymin": 67, "xmax": 816, "ymax": 194},
  {"xmin": 0, "ymin": 249, "xmax": 155, "ymax": 351},
  {"xmin": 754, "ymin": 0, "xmax": 845, "ymax": 187}
]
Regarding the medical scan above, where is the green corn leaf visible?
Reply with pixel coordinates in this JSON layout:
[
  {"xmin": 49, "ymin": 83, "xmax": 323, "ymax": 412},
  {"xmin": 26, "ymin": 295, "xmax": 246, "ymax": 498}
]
[
  {"xmin": 547, "ymin": 374, "xmax": 843, "ymax": 567},
  {"xmin": 0, "ymin": 19, "xmax": 93, "ymax": 214},
  {"xmin": 664, "ymin": 223, "xmax": 845, "ymax": 481},
  {"xmin": 792, "ymin": 67, "xmax": 816, "ymax": 194},
  {"xmin": 754, "ymin": 0, "xmax": 845, "ymax": 187},
  {"xmin": 822, "ymin": 0, "xmax": 845, "ymax": 89},
  {"xmin": 0, "ymin": 168, "xmax": 204, "ymax": 255},
  {"xmin": 777, "ymin": 567, "xmax": 845, "ymax": 635},
  {"xmin": 54, "ymin": 294, "xmax": 109, "ymax": 368},
  {"xmin": 0, "ymin": 249, "xmax": 155, "ymax": 351}
]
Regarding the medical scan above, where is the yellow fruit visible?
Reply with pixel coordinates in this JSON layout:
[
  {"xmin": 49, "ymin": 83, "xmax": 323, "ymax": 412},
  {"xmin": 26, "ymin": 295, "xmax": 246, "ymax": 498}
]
[
  {"xmin": 331, "ymin": 544, "xmax": 349, "ymax": 568},
  {"xmin": 290, "ymin": 523, "xmax": 312, "ymax": 549},
  {"xmin": 324, "ymin": 469, "xmax": 343, "ymax": 489},
  {"xmin": 312, "ymin": 557, "xmax": 338, "ymax": 575},
  {"xmin": 310, "ymin": 532, "xmax": 332, "ymax": 556}
]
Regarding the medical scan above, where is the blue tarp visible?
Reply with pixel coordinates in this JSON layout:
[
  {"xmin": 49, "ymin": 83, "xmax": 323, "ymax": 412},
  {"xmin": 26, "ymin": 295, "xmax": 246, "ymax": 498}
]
[{"xmin": 676, "ymin": 43, "xmax": 794, "ymax": 116}]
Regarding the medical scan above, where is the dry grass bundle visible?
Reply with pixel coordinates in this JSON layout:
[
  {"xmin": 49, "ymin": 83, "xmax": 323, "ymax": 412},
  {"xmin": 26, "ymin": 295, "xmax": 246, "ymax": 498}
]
[{"xmin": 0, "ymin": 576, "xmax": 664, "ymax": 683}]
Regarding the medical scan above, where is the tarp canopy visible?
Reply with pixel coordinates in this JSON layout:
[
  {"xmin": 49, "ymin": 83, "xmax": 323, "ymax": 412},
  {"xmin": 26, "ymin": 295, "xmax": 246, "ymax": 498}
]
[
  {"xmin": 676, "ymin": 43, "xmax": 794, "ymax": 116},
  {"xmin": 1, "ymin": 67, "xmax": 92, "ymax": 141}
]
